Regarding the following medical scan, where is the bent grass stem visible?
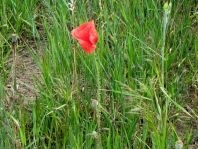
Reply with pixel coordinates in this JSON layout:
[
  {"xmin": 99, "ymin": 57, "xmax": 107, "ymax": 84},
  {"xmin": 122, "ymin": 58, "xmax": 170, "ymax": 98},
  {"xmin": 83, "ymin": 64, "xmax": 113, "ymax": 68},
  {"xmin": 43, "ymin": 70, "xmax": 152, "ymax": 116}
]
[{"xmin": 94, "ymin": 52, "xmax": 102, "ymax": 148}]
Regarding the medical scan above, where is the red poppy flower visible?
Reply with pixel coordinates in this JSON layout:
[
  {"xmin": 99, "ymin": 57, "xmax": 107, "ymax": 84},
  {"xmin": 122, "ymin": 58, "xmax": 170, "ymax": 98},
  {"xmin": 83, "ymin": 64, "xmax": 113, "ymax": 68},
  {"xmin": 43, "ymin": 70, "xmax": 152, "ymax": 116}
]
[{"xmin": 71, "ymin": 20, "xmax": 98, "ymax": 54}]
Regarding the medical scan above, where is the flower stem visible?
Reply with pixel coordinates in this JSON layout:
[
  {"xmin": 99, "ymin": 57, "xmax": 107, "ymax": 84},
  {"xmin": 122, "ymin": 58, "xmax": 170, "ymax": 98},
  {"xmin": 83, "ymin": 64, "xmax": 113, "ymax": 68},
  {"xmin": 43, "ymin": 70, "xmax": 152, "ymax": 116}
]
[{"xmin": 94, "ymin": 52, "xmax": 101, "ymax": 148}]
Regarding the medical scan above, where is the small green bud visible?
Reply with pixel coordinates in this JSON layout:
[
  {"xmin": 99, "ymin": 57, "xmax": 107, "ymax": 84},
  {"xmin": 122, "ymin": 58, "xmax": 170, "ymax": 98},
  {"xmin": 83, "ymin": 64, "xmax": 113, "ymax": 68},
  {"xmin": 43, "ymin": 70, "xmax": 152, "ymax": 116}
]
[
  {"xmin": 163, "ymin": 2, "xmax": 172, "ymax": 14},
  {"xmin": 163, "ymin": 2, "xmax": 169, "ymax": 11}
]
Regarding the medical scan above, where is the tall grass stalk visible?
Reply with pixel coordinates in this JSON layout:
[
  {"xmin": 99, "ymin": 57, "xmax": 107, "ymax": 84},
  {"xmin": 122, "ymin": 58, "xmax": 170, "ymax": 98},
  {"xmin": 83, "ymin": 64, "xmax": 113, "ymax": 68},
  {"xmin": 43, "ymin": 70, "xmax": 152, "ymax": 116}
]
[
  {"xmin": 70, "ymin": 0, "xmax": 77, "ymax": 99},
  {"xmin": 161, "ymin": 3, "xmax": 172, "ymax": 149},
  {"xmin": 11, "ymin": 34, "xmax": 17, "ymax": 96},
  {"xmin": 161, "ymin": 2, "xmax": 171, "ymax": 88},
  {"xmin": 94, "ymin": 52, "xmax": 102, "ymax": 148}
]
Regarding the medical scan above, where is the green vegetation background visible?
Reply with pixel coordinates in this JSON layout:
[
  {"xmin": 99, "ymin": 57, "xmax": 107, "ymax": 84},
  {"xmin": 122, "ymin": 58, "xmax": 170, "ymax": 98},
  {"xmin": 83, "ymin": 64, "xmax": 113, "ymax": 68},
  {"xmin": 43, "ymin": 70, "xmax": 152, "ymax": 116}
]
[{"xmin": 0, "ymin": 0, "xmax": 197, "ymax": 148}]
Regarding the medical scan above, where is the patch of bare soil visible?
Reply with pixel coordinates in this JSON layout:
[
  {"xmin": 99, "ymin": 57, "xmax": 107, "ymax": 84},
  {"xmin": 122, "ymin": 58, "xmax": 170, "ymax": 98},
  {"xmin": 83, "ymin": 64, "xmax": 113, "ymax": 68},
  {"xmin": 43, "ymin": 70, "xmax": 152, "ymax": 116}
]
[
  {"xmin": 6, "ymin": 45, "xmax": 41, "ymax": 103},
  {"xmin": 176, "ymin": 118, "xmax": 198, "ymax": 149},
  {"xmin": 176, "ymin": 85, "xmax": 198, "ymax": 149}
]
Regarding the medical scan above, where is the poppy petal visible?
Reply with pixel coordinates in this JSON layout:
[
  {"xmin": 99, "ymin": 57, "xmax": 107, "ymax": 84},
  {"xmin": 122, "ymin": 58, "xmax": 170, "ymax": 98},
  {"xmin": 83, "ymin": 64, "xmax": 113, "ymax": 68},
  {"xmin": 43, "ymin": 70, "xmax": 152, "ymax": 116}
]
[
  {"xmin": 71, "ymin": 20, "xmax": 98, "ymax": 54},
  {"xmin": 89, "ymin": 26, "xmax": 98, "ymax": 44},
  {"xmin": 71, "ymin": 21, "xmax": 94, "ymax": 41},
  {"xmin": 71, "ymin": 24, "xmax": 91, "ymax": 41},
  {"xmin": 78, "ymin": 40, "xmax": 96, "ymax": 54}
]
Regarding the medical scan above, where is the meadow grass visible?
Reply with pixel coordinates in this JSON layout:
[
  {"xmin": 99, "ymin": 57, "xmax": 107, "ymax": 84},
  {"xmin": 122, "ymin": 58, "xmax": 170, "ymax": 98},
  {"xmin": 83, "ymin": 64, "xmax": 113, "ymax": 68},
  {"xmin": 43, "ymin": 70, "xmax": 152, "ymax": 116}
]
[{"xmin": 0, "ymin": 0, "xmax": 197, "ymax": 148}]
